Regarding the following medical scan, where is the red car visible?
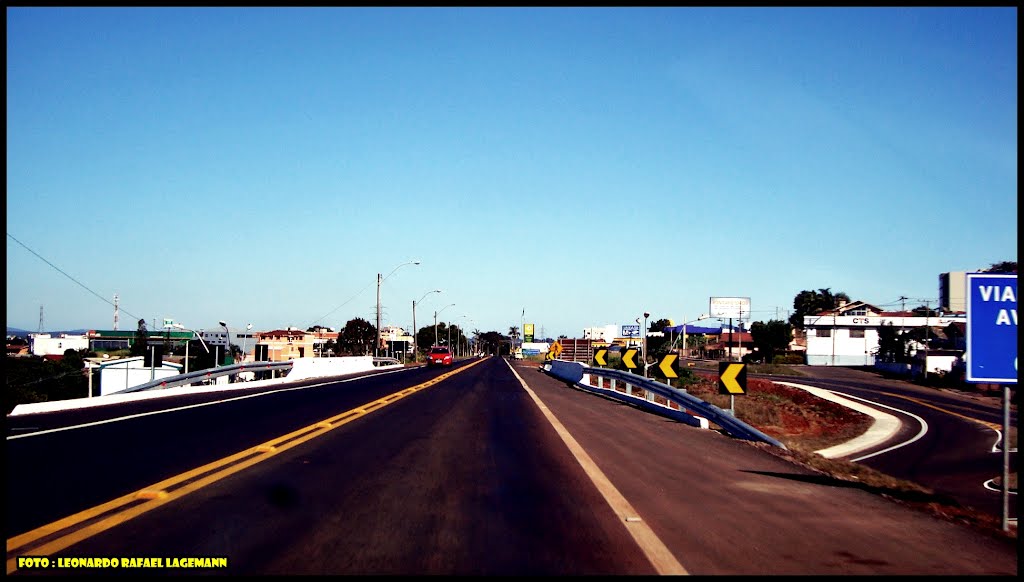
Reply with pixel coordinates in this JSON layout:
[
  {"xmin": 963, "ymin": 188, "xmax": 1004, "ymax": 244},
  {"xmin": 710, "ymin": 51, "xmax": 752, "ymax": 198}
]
[{"xmin": 427, "ymin": 346, "xmax": 453, "ymax": 366}]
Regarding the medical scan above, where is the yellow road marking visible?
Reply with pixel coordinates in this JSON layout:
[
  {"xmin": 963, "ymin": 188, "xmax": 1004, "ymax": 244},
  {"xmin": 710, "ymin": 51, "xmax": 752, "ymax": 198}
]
[
  {"xmin": 6, "ymin": 358, "xmax": 486, "ymax": 574},
  {"xmin": 878, "ymin": 391, "xmax": 1005, "ymax": 432}
]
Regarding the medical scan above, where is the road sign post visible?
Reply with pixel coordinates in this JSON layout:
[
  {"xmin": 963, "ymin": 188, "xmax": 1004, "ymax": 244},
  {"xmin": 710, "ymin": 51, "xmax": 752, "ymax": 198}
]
[
  {"xmin": 655, "ymin": 353, "xmax": 679, "ymax": 386},
  {"xmin": 965, "ymin": 272, "xmax": 1016, "ymax": 533},
  {"xmin": 718, "ymin": 362, "xmax": 747, "ymax": 416},
  {"xmin": 621, "ymin": 348, "xmax": 640, "ymax": 373},
  {"xmin": 966, "ymin": 273, "xmax": 1017, "ymax": 384}
]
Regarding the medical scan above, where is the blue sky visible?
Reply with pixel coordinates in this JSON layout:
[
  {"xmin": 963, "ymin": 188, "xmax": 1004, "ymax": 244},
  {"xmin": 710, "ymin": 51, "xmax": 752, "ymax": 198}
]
[{"xmin": 6, "ymin": 7, "xmax": 1017, "ymax": 338}]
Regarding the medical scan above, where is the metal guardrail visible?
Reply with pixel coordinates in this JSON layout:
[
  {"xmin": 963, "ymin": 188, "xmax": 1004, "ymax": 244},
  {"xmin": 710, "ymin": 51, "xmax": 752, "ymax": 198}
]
[
  {"xmin": 543, "ymin": 360, "xmax": 786, "ymax": 449},
  {"xmin": 113, "ymin": 356, "xmax": 406, "ymax": 395},
  {"xmin": 114, "ymin": 361, "xmax": 295, "ymax": 394}
]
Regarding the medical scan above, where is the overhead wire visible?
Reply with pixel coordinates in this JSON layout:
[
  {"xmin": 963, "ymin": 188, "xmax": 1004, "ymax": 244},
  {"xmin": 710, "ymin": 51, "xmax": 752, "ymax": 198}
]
[{"xmin": 7, "ymin": 232, "xmax": 142, "ymax": 323}]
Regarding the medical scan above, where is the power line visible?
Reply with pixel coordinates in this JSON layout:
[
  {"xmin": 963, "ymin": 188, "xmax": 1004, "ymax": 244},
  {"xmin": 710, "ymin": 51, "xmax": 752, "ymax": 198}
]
[
  {"xmin": 307, "ymin": 279, "xmax": 376, "ymax": 330},
  {"xmin": 7, "ymin": 232, "xmax": 142, "ymax": 323}
]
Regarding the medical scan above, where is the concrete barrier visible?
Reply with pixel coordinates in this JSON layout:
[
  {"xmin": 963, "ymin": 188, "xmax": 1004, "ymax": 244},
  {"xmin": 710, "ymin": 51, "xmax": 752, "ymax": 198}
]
[{"xmin": 287, "ymin": 356, "xmax": 379, "ymax": 380}]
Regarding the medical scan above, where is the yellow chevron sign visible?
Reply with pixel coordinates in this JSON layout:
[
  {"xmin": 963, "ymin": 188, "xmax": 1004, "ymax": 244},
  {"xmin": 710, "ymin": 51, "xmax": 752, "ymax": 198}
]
[
  {"xmin": 621, "ymin": 348, "xmax": 640, "ymax": 369},
  {"xmin": 718, "ymin": 362, "xmax": 747, "ymax": 394},
  {"xmin": 545, "ymin": 341, "xmax": 563, "ymax": 361},
  {"xmin": 593, "ymin": 348, "xmax": 608, "ymax": 366},
  {"xmin": 657, "ymin": 354, "xmax": 679, "ymax": 379}
]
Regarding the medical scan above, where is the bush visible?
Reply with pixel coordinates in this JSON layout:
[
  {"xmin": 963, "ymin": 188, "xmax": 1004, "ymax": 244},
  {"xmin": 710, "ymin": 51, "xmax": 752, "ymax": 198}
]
[{"xmin": 772, "ymin": 353, "xmax": 806, "ymax": 365}]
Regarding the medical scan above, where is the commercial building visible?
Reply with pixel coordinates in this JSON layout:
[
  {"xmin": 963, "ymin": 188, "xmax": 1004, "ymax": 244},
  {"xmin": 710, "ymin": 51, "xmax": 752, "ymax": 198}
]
[
  {"xmin": 28, "ymin": 333, "xmax": 89, "ymax": 356},
  {"xmin": 804, "ymin": 300, "xmax": 965, "ymax": 366}
]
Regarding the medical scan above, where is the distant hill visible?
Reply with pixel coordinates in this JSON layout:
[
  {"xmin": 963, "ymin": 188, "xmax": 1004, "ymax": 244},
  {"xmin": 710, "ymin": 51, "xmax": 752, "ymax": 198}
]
[{"xmin": 6, "ymin": 328, "xmax": 90, "ymax": 338}]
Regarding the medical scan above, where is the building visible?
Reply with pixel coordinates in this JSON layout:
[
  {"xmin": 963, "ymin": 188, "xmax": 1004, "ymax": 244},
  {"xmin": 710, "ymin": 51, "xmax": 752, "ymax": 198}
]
[
  {"xmin": 96, "ymin": 356, "xmax": 184, "ymax": 395},
  {"xmin": 939, "ymin": 271, "xmax": 967, "ymax": 313},
  {"xmin": 254, "ymin": 329, "xmax": 315, "ymax": 362},
  {"xmin": 804, "ymin": 300, "xmax": 965, "ymax": 366},
  {"xmin": 29, "ymin": 333, "xmax": 90, "ymax": 356}
]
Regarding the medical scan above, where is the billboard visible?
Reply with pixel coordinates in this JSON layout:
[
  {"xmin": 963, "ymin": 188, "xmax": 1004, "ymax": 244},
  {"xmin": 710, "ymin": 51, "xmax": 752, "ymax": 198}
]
[
  {"xmin": 524, "ymin": 323, "xmax": 534, "ymax": 343},
  {"xmin": 710, "ymin": 297, "xmax": 751, "ymax": 319},
  {"xmin": 966, "ymin": 273, "xmax": 1017, "ymax": 384}
]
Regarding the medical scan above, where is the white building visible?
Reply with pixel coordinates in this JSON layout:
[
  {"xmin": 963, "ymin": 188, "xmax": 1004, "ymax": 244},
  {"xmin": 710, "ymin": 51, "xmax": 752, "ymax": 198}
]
[
  {"xmin": 97, "ymin": 356, "xmax": 184, "ymax": 395},
  {"xmin": 804, "ymin": 300, "xmax": 965, "ymax": 366},
  {"xmin": 939, "ymin": 271, "xmax": 967, "ymax": 313},
  {"xmin": 29, "ymin": 333, "xmax": 90, "ymax": 356}
]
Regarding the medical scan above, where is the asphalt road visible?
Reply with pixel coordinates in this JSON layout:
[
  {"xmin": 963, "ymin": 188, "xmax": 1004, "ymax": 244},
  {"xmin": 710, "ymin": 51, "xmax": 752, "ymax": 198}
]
[
  {"xmin": 5, "ymin": 357, "xmax": 1018, "ymax": 575},
  {"xmin": 752, "ymin": 365, "xmax": 1017, "ymax": 521}
]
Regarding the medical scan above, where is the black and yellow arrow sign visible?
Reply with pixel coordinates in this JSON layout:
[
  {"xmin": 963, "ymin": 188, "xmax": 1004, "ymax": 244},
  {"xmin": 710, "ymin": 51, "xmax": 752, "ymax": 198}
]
[
  {"xmin": 718, "ymin": 362, "xmax": 747, "ymax": 394},
  {"xmin": 551, "ymin": 341, "xmax": 563, "ymax": 357},
  {"xmin": 593, "ymin": 347, "xmax": 608, "ymax": 366},
  {"xmin": 656, "ymin": 353, "xmax": 679, "ymax": 379},
  {"xmin": 621, "ymin": 348, "xmax": 639, "ymax": 370},
  {"xmin": 545, "ymin": 341, "xmax": 562, "ymax": 361}
]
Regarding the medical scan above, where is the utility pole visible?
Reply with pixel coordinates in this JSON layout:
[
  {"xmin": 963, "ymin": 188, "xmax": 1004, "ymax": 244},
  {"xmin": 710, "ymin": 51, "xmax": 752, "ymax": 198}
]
[{"xmin": 922, "ymin": 299, "xmax": 931, "ymax": 381}]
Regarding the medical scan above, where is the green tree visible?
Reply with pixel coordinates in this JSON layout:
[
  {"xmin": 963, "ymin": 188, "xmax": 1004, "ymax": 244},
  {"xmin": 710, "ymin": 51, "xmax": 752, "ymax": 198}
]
[
  {"xmin": 337, "ymin": 318, "xmax": 376, "ymax": 356},
  {"xmin": 130, "ymin": 318, "xmax": 148, "ymax": 357},
  {"xmin": 476, "ymin": 331, "xmax": 505, "ymax": 355},
  {"xmin": 876, "ymin": 322, "xmax": 908, "ymax": 363},
  {"xmin": 983, "ymin": 261, "xmax": 1017, "ymax": 273},
  {"xmin": 749, "ymin": 320, "xmax": 793, "ymax": 363},
  {"xmin": 646, "ymin": 318, "xmax": 673, "ymax": 358},
  {"xmin": 790, "ymin": 288, "xmax": 849, "ymax": 329}
]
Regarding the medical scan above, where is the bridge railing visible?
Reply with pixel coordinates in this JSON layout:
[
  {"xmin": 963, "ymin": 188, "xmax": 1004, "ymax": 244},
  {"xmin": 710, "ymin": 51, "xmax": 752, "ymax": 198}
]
[
  {"xmin": 542, "ymin": 359, "xmax": 786, "ymax": 449},
  {"xmin": 114, "ymin": 356, "xmax": 407, "ymax": 395},
  {"xmin": 114, "ymin": 361, "xmax": 295, "ymax": 394}
]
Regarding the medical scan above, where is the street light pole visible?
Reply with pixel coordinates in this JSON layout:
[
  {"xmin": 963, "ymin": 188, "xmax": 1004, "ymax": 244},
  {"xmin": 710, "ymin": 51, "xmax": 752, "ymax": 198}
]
[
  {"xmin": 435, "ymin": 303, "xmax": 455, "ymax": 346},
  {"xmin": 241, "ymin": 323, "xmax": 252, "ymax": 362},
  {"xmin": 412, "ymin": 289, "xmax": 441, "ymax": 363},
  {"xmin": 642, "ymin": 312, "xmax": 650, "ymax": 377},
  {"xmin": 377, "ymin": 260, "xmax": 421, "ymax": 358}
]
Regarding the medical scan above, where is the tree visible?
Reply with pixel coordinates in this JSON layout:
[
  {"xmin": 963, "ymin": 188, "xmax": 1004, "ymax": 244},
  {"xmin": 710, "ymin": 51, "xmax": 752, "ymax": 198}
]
[
  {"xmin": 876, "ymin": 322, "xmax": 907, "ymax": 363},
  {"xmin": 130, "ymin": 318, "xmax": 148, "ymax": 357},
  {"xmin": 790, "ymin": 288, "xmax": 849, "ymax": 329},
  {"xmin": 749, "ymin": 320, "xmax": 793, "ymax": 363},
  {"xmin": 646, "ymin": 318, "xmax": 673, "ymax": 358},
  {"xmin": 476, "ymin": 331, "xmax": 505, "ymax": 355},
  {"xmin": 337, "ymin": 318, "xmax": 376, "ymax": 356},
  {"xmin": 984, "ymin": 261, "xmax": 1017, "ymax": 273}
]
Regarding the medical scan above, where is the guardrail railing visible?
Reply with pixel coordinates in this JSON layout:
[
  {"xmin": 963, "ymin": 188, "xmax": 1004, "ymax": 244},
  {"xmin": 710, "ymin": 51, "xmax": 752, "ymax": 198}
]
[
  {"xmin": 114, "ymin": 361, "xmax": 295, "ymax": 394},
  {"xmin": 543, "ymin": 359, "xmax": 786, "ymax": 449}
]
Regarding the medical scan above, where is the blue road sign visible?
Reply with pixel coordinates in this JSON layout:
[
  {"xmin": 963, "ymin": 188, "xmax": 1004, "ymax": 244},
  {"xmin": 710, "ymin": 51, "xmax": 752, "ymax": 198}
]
[{"xmin": 966, "ymin": 273, "xmax": 1017, "ymax": 383}]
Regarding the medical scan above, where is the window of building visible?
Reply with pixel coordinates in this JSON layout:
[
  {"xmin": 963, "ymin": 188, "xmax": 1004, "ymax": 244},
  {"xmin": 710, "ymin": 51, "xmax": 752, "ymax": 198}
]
[
  {"xmin": 850, "ymin": 329, "xmax": 865, "ymax": 338},
  {"xmin": 846, "ymin": 309, "xmax": 867, "ymax": 316},
  {"xmin": 817, "ymin": 329, "xmax": 831, "ymax": 338}
]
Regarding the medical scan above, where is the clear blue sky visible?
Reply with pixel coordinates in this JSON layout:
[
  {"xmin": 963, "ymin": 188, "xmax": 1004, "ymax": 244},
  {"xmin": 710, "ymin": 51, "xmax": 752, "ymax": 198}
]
[{"xmin": 6, "ymin": 7, "xmax": 1018, "ymax": 338}]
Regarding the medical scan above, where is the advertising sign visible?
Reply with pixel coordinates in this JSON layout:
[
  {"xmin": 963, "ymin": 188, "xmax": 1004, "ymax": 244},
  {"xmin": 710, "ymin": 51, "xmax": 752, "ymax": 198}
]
[
  {"xmin": 524, "ymin": 323, "xmax": 534, "ymax": 343},
  {"xmin": 620, "ymin": 324, "xmax": 641, "ymax": 337},
  {"xmin": 710, "ymin": 297, "xmax": 751, "ymax": 319},
  {"xmin": 966, "ymin": 273, "xmax": 1017, "ymax": 384}
]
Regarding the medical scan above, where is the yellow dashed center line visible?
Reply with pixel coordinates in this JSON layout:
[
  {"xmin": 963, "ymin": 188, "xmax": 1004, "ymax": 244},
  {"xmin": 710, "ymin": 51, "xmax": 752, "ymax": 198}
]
[{"xmin": 6, "ymin": 359, "xmax": 486, "ymax": 574}]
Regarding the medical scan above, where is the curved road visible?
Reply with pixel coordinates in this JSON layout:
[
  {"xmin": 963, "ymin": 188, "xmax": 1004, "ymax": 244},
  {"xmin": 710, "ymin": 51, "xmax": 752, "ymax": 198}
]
[{"xmin": 5, "ymin": 357, "xmax": 1017, "ymax": 575}]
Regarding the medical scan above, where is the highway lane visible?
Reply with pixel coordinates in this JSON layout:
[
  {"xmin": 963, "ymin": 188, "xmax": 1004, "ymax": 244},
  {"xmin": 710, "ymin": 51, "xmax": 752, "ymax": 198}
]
[
  {"xmin": 6, "ymin": 357, "xmax": 656, "ymax": 575},
  {"xmin": 753, "ymin": 367, "xmax": 1017, "ymax": 522},
  {"xmin": 5, "ymin": 357, "xmax": 1018, "ymax": 575}
]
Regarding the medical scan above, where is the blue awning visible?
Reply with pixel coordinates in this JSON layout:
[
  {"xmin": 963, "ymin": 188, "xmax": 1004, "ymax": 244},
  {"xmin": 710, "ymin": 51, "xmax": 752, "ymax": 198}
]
[{"xmin": 660, "ymin": 325, "xmax": 721, "ymax": 335}]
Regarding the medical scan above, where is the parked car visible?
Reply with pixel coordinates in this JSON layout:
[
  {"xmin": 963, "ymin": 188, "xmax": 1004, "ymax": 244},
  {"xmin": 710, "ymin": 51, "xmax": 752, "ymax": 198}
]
[{"xmin": 427, "ymin": 346, "xmax": 453, "ymax": 366}]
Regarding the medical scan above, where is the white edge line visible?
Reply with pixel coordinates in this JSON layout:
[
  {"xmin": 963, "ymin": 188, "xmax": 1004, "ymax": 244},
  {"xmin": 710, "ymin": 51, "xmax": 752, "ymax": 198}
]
[
  {"xmin": 505, "ymin": 360, "xmax": 688, "ymax": 575},
  {"xmin": 774, "ymin": 381, "xmax": 923, "ymax": 461}
]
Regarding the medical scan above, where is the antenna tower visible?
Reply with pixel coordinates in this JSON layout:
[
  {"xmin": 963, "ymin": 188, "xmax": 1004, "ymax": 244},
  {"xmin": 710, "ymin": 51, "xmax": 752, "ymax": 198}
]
[
  {"xmin": 38, "ymin": 305, "xmax": 44, "ymax": 333},
  {"xmin": 113, "ymin": 293, "xmax": 120, "ymax": 331}
]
